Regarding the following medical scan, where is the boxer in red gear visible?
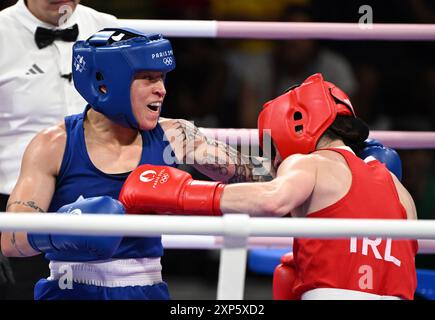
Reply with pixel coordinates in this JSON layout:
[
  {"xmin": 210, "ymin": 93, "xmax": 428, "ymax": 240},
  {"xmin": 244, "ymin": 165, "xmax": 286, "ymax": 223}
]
[
  {"xmin": 120, "ymin": 73, "xmax": 418, "ymax": 300},
  {"xmin": 272, "ymin": 136, "xmax": 405, "ymax": 300}
]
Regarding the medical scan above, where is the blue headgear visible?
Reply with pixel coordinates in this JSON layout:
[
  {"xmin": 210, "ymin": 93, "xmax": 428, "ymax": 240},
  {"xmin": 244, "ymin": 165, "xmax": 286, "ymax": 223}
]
[{"xmin": 72, "ymin": 28, "xmax": 176, "ymax": 128}]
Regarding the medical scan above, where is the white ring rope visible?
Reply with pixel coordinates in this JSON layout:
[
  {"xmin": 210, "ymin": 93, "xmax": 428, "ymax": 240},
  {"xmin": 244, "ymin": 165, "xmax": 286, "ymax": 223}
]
[
  {"xmin": 2, "ymin": 214, "xmax": 433, "ymax": 299},
  {"xmin": 162, "ymin": 235, "xmax": 435, "ymax": 254},
  {"xmin": 119, "ymin": 19, "xmax": 435, "ymax": 41},
  {"xmin": 200, "ymin": 129, "xmax": 435, "ymax": 149},
  {"xmin": 1, "ymin": 213, "xmax": 434, "ymax": 252}
]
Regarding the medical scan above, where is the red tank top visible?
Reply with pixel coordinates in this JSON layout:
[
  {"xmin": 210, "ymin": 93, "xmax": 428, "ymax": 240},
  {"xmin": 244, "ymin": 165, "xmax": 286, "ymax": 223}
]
[{"xmin": 292, "ymin": 148, "xmax": 418, "ymax": 299}]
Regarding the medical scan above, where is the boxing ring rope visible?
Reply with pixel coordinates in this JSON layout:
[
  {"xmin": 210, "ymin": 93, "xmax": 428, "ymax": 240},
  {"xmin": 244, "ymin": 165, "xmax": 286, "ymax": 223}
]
[
  {"xmin": 200, "ymin": 129, "xmax": 435, "ymax": 149},
  {"xmin": 1, "ymin": 213, "xmax": 435, "ymax": 299},
  {"xmin": 120, "ymin": 20, "xmax": 435, "ymax": 40},
  {"xmin": 162, "ymin": 235, "xmax": 435, "ymax": 253}
]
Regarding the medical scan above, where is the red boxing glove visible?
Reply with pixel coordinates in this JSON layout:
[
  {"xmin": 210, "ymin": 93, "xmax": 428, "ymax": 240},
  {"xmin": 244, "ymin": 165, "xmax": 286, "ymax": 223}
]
[
  {"xmin": 119, "ymin": 164, "xmax": 225, "ymax": 216},
  {"xmin": 272, "ymin": 252, "xmax": 299, "ymax": 300}
]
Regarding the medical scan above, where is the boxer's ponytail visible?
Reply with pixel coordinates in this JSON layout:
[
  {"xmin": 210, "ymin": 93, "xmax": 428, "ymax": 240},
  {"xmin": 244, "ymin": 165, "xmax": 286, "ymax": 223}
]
[{"xmin": 324, "ymin": 116, "xmax": 369, "ymax": 153}]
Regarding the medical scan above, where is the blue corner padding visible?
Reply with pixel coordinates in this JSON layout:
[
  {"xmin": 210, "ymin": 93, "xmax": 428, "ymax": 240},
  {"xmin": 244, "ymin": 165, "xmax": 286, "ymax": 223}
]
[
  {"xmin": 248, "ymin": 249, "xmax": 435, "ymax": 300},
  {"xmin": 248, "ymin": 248, "xmax": 292, "ymax": 275}
]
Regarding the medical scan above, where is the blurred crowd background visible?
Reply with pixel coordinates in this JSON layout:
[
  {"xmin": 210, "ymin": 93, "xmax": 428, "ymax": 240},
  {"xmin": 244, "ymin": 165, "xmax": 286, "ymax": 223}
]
[{"xmin": 1, "ymin": 0, "xmax": 434, "ymax": 299}]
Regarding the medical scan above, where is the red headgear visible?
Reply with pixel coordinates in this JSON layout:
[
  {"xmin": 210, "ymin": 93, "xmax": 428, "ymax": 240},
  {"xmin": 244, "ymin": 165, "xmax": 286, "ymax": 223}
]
[{"xmin": 258, "ymin": 73, "xmax": 355, "ymax": 160}]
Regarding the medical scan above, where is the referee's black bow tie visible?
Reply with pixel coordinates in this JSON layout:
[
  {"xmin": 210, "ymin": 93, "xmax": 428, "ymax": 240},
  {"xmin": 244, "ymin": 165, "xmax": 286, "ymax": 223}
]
[{"xmin": 34, "ymin": 24, "xmax": 79, "ymax": 49}]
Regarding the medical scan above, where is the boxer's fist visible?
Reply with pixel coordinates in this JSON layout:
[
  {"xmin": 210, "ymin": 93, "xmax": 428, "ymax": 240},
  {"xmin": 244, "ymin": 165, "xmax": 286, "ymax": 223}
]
[
  {"xmin": 273, "ymin": 252, "xmax": 299, "ymax": 300},
  {"xmin": 119, "ymin": 165, "xmax": 224, "ymax": 216},
  {"xmin": 358, "ymin": 138, "xmax": 402, "ymax": 180},
  {"xmin": 27, "ymin": 196, "xmax": 124, "ymax": 261}
]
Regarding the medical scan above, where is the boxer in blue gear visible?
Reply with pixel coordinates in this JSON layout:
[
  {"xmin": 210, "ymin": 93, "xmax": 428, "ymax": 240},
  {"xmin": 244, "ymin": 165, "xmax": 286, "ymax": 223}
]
[
  {"xmin": 5, "ymin": 28, "xmax": 176, "ymax": 300},
  {"xmin": 358, "ymin": 138, "xmax": 403, "ymax": 180},
  {"xmin": 27, "ymin": 196, "xmax": 124, "ymax": 262},
  {"xmin": 2, "ymin": 27, "xmax": 273, "ymax": 300}
]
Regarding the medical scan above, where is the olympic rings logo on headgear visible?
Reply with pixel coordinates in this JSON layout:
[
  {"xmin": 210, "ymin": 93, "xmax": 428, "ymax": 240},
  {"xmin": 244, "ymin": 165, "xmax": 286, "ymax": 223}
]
[
  {"xmin": 163, "ymin": 57, "xmax": 173, "ymax": 66},
  {"xmin": 73, "ymin": 55, "xmax": 86, "ymax": 73}
]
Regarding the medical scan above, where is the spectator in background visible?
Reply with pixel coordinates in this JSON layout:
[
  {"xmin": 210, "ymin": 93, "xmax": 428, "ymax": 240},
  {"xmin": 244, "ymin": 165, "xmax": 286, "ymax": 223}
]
[
  {"xmin": 423, "ymin": 65, "xmax": 435, "ymax": 131},
  {"xmin": 0, "ymin": 0, "xmax": 117, "ymax": 299},
  {"xmin": 272, "ymin": 5, "xmax": 358, "ymax": 97},
  {"xmin": 400, "ymin": 146, "xmax": 435, "ymax": 272},
  {"xmin": 209, "ymin": 0, "xmax": 306, "ymax": 128},
  {"xmin": 409, "ymin": 0, "xmax": 435, "ymax": 23},
  {"xmin": 153, "ymin": 0, "xmax": 228, "ymax": 128},
  {"xmin": 162, "ymin": 39, "xmax": 227, "ymax": 128},
  {"xmin": 0, "ymin": 0, "xmax": 16, "ymax": 10}
]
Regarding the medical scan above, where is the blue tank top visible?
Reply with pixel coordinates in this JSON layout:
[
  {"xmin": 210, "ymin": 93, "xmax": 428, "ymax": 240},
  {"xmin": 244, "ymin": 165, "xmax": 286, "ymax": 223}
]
[{"xmin": 48, "ymin": 107, "xmax": 175, "ymax": 258}]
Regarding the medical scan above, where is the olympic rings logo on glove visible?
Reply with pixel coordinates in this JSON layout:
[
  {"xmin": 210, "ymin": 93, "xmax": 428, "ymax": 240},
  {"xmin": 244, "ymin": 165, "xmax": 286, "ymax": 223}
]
[
  {"xmin": 139, "ymin": 169, "xmax": 170, "ymax": 187},
  {"xmin": 160, "ymin": 173, "xmax": 170, "ymax": 183},
  {"xmin": 140, "ymin": 170, "xmax": 157, "ymax": 183},
  {"xmin": 163, "ymin": 57, "xmax": 173, "ymax": 66}
]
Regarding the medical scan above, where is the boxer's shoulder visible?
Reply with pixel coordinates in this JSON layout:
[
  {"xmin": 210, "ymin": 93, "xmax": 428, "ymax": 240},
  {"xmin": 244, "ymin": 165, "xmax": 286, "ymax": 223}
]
[
  {"xmin": 23, "ymin": 122, "xmax": 67, "ymax": 174},
  {"xmin": 278, "ymin": 153, "xmax": 320, "ymax": 173},
  {"xmin": 39, "ymin": 122, "xmax": 67, "ymax": 143}
]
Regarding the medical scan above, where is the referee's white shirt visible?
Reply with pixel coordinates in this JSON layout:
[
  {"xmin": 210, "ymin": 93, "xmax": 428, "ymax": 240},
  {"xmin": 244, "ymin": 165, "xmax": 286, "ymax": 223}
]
[{"xmin": 0, "ymin": 0, "xmax": 117, "ymax": 194}]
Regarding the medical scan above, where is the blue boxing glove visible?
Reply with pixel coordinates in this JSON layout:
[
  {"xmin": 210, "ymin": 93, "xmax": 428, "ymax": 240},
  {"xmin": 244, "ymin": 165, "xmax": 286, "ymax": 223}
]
[
  {"xmin": 27, "ymin": 196, "xmax": 124, "ymax": 262},
  {"xmin": 358, "ymin": 138, "xmax": 402, "ymax": 181}
]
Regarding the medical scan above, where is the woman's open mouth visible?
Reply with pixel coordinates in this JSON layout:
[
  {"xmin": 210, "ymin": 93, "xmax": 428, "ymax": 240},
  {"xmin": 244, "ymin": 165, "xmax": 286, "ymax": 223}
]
[{"xmin": 147, "ymin": 102, "xmax": 161, "ymax": 112}]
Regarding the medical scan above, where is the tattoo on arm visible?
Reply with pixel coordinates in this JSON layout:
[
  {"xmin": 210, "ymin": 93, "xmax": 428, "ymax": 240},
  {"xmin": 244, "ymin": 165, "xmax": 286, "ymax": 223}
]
[
  {"xmin": 6, "ymin": 201, "xmax": 45, "ymax": 212},
  {"xmin": 11, "ymin": 232, "xmax": 27, "ymax": 257},
  {"xmin": 173, "ymin": 120, "xmax": 273, "ymax": 182},
  {"xmin": 201, "ymin": 134, "xmax": 274, "ymax": 183},
  {"xmin": 5, "ymin": 201, "xmax": 44, "ymax": 256},
  {"xmin": 175, "ymin": 120, "xmax": 203, "ymax": 151}
]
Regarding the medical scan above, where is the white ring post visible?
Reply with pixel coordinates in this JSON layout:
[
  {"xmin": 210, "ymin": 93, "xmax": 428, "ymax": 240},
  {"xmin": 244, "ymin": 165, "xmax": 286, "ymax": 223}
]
[{"xmin": 217, "ymin": 214, "xmax": 250, "ymax": 300}]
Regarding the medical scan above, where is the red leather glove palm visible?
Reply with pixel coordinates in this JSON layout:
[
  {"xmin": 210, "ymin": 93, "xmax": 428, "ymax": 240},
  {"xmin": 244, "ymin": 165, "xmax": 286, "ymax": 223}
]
[
  {"xmin": 272, "ymin": 252, "xmax": 299, "ymax": 300},
  {"xmin": 119, "ymin": 164, "xmax": 224, "ymax": 216}
]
